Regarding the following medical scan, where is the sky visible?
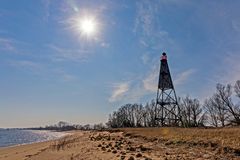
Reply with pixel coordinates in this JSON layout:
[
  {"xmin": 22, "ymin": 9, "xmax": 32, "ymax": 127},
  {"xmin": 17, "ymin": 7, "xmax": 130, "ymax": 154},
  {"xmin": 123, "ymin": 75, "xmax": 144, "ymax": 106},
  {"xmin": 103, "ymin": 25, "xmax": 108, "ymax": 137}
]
[{"xmin": 0, "ymin": 0, "xmax": 240, "ymax": 128}]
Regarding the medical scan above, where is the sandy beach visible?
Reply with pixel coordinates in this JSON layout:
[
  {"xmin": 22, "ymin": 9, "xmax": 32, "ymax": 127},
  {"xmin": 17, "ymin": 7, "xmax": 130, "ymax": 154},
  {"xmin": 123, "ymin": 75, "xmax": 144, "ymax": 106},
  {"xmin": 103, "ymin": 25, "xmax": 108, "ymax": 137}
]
[{"xmin": 0, "ymin": 128, "xmax": 240, "ymax": 160}]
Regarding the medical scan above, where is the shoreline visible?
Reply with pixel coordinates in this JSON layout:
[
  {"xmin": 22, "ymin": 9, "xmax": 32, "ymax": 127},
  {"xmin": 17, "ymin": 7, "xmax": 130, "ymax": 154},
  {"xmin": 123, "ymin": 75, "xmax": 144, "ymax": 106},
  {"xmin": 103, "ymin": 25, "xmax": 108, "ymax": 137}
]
[
  {"xmin": 0, "ymin": 130, "xmax": 70, "ymax": 149},
  {"xmin": 0, "ymin": 128, "xmax": 239, "ymax": 160}
]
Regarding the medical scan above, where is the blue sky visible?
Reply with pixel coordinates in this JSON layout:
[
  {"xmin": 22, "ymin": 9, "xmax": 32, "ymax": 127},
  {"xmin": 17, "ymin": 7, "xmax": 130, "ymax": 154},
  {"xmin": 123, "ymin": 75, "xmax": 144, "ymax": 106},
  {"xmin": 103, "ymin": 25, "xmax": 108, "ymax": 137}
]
[{"xmin": 1, "ymin": 0, "xmax": 240, "ymax": 128}]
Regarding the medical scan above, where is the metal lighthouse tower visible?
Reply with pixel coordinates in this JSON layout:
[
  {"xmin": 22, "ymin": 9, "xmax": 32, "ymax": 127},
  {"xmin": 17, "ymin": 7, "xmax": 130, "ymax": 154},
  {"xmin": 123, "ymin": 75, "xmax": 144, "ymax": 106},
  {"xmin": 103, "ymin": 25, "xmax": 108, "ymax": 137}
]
[{"xmin": 155, "ymin": 52, "xmax": 181, "ymax": 126}]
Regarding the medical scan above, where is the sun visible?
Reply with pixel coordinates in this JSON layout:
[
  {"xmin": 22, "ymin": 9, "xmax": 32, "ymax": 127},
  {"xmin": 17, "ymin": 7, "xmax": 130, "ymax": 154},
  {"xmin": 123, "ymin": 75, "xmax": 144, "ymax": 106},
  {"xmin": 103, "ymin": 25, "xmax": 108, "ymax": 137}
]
[
  {"xmin": 68, "ymin": 14, "xmax": 100, "ymax": 40},
  {"xmin": 76, "ymin": 17, "xmax": 97, "ymax": 37}
]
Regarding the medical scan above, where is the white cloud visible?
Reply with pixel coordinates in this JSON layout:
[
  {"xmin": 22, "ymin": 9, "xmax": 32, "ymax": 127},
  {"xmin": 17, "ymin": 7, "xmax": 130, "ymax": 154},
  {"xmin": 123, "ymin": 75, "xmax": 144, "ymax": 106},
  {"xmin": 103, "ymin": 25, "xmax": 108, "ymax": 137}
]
[
  {"xmin": 109, "ymin": 82, "xmax": 130, "ymax": 102},
  {"xmin": 174, "ymin": 69, "xmax": 196, "ymax": 86},
  {"xmin": 143, "ymin": 64, "xmax": 195, "ymax": 92},
  {"xmin": 109, "ymin": 65, "xmax": 195, "ymax": 103},
  {"xmin": 139, "ymin": 39, "xmax": 149, "ymax": 47},
  {"xmin": 143, "ymin": 64, "xmax": 159, "ymax": 92},
  {"xmin": 134, "ymin": 1, "xmax": 156, "ymax": 36},
  {"xmin": 109, "ymin": 81, "xmax": 153, "ymax": 103},
  {"xmin": 126, "ymin": 84, "xmax": 153, "ymax": 102},
  {"xmin": 109, "ymin": 66, "xmax": 195, "ymax": 103}
]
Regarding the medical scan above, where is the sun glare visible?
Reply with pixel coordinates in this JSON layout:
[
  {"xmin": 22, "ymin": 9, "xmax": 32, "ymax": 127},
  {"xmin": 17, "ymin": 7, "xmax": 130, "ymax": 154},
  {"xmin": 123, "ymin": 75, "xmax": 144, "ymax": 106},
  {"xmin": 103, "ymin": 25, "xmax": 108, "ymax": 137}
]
[{"xmin": 76, "ymin": 17, "xmax": 97, "ymax": 37}]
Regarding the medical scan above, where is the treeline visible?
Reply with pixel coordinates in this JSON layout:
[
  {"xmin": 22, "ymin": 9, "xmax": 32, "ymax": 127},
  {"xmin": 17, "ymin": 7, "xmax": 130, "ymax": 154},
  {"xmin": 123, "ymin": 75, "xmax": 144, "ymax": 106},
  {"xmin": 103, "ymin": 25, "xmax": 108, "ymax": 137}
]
[
  {"xmin": 29, "ymin": 121, "xmax": 106, "ymax": 131},
  {"xmin": 107, "ymin": 80, "xmax": 240, "ymax": 128},
  {"xmin": 204, "ymin": 81, "xmax": 240, "ymax": 127}
]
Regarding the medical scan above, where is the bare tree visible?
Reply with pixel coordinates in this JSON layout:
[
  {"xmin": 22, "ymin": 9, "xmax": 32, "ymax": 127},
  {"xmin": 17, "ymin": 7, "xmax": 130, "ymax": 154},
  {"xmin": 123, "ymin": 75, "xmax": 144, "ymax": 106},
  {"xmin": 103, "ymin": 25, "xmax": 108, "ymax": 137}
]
[
  {"xmin": 235, "ymin": 80, "xmax": 240, "ymax": 98},
  {"xmin": 107, "ymin": 80, "xmax": 240, "ymax": 128},
  {"xmin": 179, "ymin": 96, "xmax": 204, "ymax": 127},
  {"xmin": 147, "ymin": 100, "xmax": 157, "ymax": 127},
  {"xmin": 106, "ymin": 112, "xmax": 119, "ymax": 128},
  {"xmin": 179, "ymin": 96, "xmax": 191, "ymax": 127},
  {"xmin": 203, "ymin": 95, "xmax": 229, "ymax": 127},
  {"xmin": 107, "ymin": 100, "xmax": 159, "ymax": 128},
  {"xmin": 216, "ymin": 83, "xmax": 240, "ymax": 125},
  {"xmin": 234, "ymin": 80, "xmax": 240, "ymax": 124},
  {"xmin": 142, "ymin": 104, "xmax": 148, "ymax": 127},
  {"xmin": 204, "ymin": 99, "xmax": 219, "ymax": 127},
  {"xmin": 93, "ymin": 123, "xmax": 105, "ymax": 130},
  {"xmin": 190, "ymin": 98, "xmax": 205, "ymax": 127},
  {"xmin": 133, "ymin": 104, "xmax": 143, "ymax": 127}
]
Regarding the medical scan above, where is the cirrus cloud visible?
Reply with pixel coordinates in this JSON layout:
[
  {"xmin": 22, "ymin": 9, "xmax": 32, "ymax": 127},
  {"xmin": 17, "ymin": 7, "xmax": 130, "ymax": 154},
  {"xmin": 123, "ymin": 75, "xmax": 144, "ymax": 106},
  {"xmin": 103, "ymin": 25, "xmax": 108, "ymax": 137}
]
[{"xmin": 109, "ymin": 82, "xmax": 130, "ymax": 102}]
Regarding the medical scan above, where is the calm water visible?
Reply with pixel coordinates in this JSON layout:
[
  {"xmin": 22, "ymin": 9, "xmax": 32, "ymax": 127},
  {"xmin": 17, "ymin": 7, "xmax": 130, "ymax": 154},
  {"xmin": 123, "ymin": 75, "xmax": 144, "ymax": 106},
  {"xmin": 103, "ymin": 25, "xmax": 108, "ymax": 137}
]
[{"xmin": 0, "ymin": 129, "xmax": 67, "ymax": 148}]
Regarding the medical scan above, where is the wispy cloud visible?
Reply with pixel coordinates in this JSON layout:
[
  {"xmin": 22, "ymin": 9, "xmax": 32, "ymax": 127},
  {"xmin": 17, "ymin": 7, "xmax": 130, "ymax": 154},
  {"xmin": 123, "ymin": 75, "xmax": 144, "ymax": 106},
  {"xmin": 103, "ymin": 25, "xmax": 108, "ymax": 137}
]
[
  {"xmin": 10, "ymin": 60, "xmax": 41, "ymax": 68},
  {"xmin": 41, "ymin": 0, "xmax": 51, "ymax": 22},
  {"xmin": 174, "ymin": 69, "xmax": 196, "ymax": 86},
  {"xmin": 100, "ymin": 42, "xmax": 110, "ymax": 48},
  {"xmin": 215, "ymin": 52, "xmax": 240, "ymax": 84},
  {"xmin": 109, "ymin": 65, "xmax": 195, "ymax": 103},
  {"xmin": 48, "ymin": 44, "xmax": 91, "ymax": 62},
  {"xmin": 141, "ymin": 53, "xmax": 150, "ymax": 65},
  {"xmin": 134, "ymin": 1, "xmax": 156, "ymax": 36},
  {"xmin": 139, "ymin": 39, "xmax": 149, "ymax": 47},
  {"xmin": 0, "ymin": 38, "xmax": 16, "ymax": 52},
  {"xmin": 232, "ymin": 20, "xmax": 240, "ymax": 32},
  {"xmin": 62, "ymin": 74, "xmax": 76, "ymax": 81},
  {"xmin": 9, "ymin": 59, "xmax": 76, "ymax": 82},
  {"xmin": 109, "ymin": 82, "xmax": 130, "ymax": 102},
  {"xmin": 134, "ymin": 0, "xmax": 180, "ymax": 52},
  {"xmin": 197, "ymin": 52, "xmax": 240, "ymax": 101},
  {"xmin": 9, "ymin": 60, "xmax": 43, "ymax": 75},
  {"xmin": 0, "ymin": 37, "xmax": 30, "ymax": 55},
  {"xmin": 52, "ymin": 68, "xmax": 77, "ymax": 82},
  {"xmin": 143, "ymin": 64, "xmax": 159, "ymax": 92},
  {"xmin": 143, "ymin": 63, "xmax": 195, "ymax": 92}
]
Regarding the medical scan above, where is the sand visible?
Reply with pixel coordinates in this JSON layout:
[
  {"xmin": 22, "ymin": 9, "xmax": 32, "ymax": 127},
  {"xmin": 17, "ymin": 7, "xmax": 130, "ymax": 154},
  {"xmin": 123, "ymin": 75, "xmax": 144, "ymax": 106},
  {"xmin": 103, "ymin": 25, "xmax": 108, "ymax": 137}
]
[
  {"xmin": 0, "ymin": 131, "xmax": 118, "ymax": 160},
  {"xmin": 0, "ymin": 128, "xmax": 239, "ymax": 160}
]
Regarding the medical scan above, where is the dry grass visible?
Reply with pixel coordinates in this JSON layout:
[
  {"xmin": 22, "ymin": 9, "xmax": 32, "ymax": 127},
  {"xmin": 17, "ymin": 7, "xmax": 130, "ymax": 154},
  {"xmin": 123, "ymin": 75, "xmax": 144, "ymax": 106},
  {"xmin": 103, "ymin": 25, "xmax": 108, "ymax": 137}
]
[{"xmin": 116, "ymin": 127, "xmax": 240, "ymax": 151}]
